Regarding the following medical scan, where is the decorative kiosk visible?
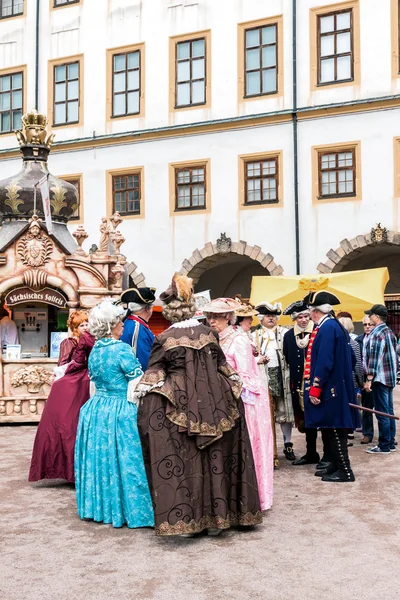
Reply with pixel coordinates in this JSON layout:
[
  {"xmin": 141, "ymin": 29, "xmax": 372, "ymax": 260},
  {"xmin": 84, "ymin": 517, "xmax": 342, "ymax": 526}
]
[{"xmin": 0, "ymin": 111, "xmax": 127, "ymax": 422}]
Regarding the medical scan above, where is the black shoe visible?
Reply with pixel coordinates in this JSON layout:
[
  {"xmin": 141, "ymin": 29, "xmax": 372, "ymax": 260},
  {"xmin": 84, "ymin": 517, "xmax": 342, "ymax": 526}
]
[
  {"xmin": 322, "ymin": 469, "xmax": 355, "ymax": 482},
  {"xmin": 315, "ymin": 468, "xmax": 329, "ymax": 477},
  {"xmin": 316, "ymin": 460, "xmax": 330, "ymax": 470},
  {"xmin": 283, "ymin": 443, "xmax": 296, "ymax": 461},
  {"xmin": 292, "ymin": 453, "xmax": 320, "ymax": 466}
]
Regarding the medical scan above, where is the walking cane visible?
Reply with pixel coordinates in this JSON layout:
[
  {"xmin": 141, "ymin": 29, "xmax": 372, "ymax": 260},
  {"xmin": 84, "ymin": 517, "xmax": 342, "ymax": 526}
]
[{"xmin": 349, "ymin": 403, "xmax": 399, "ymax": 420}]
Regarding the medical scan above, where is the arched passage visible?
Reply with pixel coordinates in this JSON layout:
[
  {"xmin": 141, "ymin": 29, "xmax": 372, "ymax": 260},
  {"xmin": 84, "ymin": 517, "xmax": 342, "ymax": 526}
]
[
  {"xmin": 317, "ymin": 225, "xmax": 400, "ymax": 330},
  {"xmin": 180, "ymin": 237, "xmax": 283, "ymax": 298}
]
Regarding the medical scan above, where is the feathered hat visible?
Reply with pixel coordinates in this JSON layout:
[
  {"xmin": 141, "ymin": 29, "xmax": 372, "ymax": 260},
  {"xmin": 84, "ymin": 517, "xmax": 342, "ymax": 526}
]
[
  {"xmin": 202, "ymin": 297, "xmax": 242, "ymax": 314},
  {"xmin": 159, "ymin": 273, "xmax": 194, "ymax": 305},
  {"xmin": 283, "ymin": 299, "xmax": 310, "ymax": 320},
  {"xmin": 255, "ymin": 301, "xmax": 282, "ymax": 316},
  {"xmin": 234, "ymin": 296, "xmax": 258, "ymax": 318}
]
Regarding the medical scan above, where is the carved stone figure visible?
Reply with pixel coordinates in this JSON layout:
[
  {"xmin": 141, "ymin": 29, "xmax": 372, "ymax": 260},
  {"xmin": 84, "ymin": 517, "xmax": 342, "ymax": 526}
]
[
  {"xmin": 17, "ymin": 215, "xmax": 53, "ymax": 267},
  {"xmin": 112, "ymin": 230, "xmax": 125, "ymax": 255},
  {"xmin": 216, "ymin": 232, "xmax": 232, "ymax": 254},
  {"xmin": 98, "ymin": 217, "xmax": 112, "ymax": 253},
  {"xmin": 371, "ymin": 223, "xmax": 388, "ymax": 244},
  {"xmin": 11, "ymin": 365, "xmax": 53, "ymax": 394}
]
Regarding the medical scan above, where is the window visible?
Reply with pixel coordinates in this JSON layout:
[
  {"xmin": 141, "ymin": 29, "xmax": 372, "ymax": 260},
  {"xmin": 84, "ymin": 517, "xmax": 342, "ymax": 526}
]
[
  {"xmin": 53, "ymin": 61, "xmax": 80, "ymax": 126},
  {"xmin": 245, "ymin": 158, "xmax": 278, "ymax": 204},
  {"xmin": 53, "ymin": 0, "xmax": 79, "ymax": 6},
  {"xmin": 318, "ymin": 149, "xmax": 355, "ymax": 198},
  {"xmin": 62, "ymin": 177, "xmax": 81, "ymax": 221},
  {"xmin": 0, "ymin": 0, "xmax": 23, "ymax": 18},
  {"xmin": 112, "ymin": 173, "xmax": 141, "ymax": 216},
  {"xmin": 175, "ymin": 38, "xmax": 206, "ymax": 107},
  {"xmin": 0, "ymin": 71, "xmax": 23, "ymax": 133},
  {"xmin": 318, "ymin": 9, "xmax": 353, "ymax": 85},
  {"xmin": 244, "ymin": 24, "xmax": 278, "ymax": 97},
  {"xmin": 175, "ymin": 165, "xmax": 206, "ymax": 210},
  {"xmin": 112, "ymin": 50, "xmax": 140, "ymax": 117}
]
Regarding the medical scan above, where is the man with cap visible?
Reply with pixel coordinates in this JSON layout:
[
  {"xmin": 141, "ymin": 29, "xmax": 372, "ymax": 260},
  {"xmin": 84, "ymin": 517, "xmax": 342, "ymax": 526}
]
[
  {"xmin": 282, "ymin": 300, "xmax": 320, "ymax": 466},
  {"xmin": 253, "ymin": 302, "xmax": 295, "ymax": 466},
  {"xmin": 303, "ymin": 291, "xmax": 355, "ymax": 482},
  {"xmin": 120, "ymin": 287, "xmax": 156, "ymax": 371},
  {"xmin": 363, "ymin": 304, "xmax": 397, "ymax": 454}
]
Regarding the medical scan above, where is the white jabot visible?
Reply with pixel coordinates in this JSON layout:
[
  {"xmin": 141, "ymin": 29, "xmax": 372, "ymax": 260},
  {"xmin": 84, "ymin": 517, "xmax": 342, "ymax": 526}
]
[{"xmin": 170, "ymin": 318, "xmax": 201, "ymax": 329}]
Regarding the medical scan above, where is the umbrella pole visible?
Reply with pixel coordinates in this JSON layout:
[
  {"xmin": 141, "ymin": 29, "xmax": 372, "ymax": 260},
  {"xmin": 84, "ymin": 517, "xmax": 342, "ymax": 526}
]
[{"xmin": 349, "ymin": 403, "xmax": 399, "ymax": 421}]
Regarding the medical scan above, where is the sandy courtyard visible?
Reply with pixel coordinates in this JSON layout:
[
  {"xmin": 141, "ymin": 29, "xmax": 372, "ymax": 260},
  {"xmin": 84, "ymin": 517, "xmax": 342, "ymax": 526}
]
[{"xmin": 0, "ymin": 397, "xmax": 399, "ymax": 600}]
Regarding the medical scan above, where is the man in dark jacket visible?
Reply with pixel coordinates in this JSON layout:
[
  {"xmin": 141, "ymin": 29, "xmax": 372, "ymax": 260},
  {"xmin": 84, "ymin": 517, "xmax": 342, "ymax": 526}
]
[
  {"xmin": 303, "ymin": 291, "xmax": 355, "ymax": 482},
  {"xmin": 283, "ymin": 300, "xmax": 320, "ymax": 465}
]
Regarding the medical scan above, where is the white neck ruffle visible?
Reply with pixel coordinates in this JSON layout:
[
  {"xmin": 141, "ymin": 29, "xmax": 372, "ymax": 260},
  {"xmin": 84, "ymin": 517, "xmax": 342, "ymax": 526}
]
[{"xmin": 170, "ymin": 318, "xmax": 201, "ymax": 329}]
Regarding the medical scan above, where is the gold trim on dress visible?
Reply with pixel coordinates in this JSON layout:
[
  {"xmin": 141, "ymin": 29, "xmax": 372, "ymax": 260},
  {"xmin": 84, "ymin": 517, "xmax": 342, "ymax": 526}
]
[
  {"xmin": 162, "ymin": 332, "xmax": 218, "ymax": 351},
  {"xmin": 156, "ymin": 511, "xmax": 263, "ymax": 536}
]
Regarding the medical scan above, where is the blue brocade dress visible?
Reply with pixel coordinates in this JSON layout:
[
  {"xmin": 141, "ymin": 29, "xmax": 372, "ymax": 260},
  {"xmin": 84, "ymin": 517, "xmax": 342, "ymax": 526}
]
[{"xmin": 74, "ymin": 338, "xmax": 154, "ymax": 528}]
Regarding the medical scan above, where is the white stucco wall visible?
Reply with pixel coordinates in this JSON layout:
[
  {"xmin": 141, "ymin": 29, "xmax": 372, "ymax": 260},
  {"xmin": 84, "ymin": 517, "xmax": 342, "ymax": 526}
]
[{"xmin": 1, "ymin": 0, "xmax": 400, "ymax": 293}]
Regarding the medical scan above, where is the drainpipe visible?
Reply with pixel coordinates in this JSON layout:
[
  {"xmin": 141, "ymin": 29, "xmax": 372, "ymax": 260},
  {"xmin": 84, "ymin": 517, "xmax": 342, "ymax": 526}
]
[
  {"xmin": 292, "ymin": 0, "xmax": 300, "ymax": 274},
  {"xmin": 35, "ymin": 0, "xmax": 40, "ymax": 110}
]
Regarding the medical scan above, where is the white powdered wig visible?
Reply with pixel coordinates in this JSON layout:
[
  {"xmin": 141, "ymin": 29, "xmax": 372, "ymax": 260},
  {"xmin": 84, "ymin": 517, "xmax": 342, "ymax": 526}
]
[
  {"xmin": 89, "ymin": 299, "xmax": 125, "ymax": 339},
  {"xmin": 128, "ymin": 301, "xmax": 146, "ymax": 312},
  {"xmin": 310, "ymin": 304, "xmax": 332, "ymax": 314},
  {"xmin": 291, "ymin": 310, "xmax": 310, "ymax": 321}
]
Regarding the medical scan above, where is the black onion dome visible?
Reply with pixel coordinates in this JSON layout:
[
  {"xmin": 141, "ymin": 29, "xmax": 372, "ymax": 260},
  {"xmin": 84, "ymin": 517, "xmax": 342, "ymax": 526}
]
[{"xmin": 0, "ymin": 111, "xmax": 79, "ymax": 224}]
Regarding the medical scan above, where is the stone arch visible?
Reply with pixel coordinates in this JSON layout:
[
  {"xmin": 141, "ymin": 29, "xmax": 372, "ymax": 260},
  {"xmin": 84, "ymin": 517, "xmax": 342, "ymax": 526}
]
[
  {"xmin": 179, "ymin": 237, "xmax": 283, "ymax": 298},
  {"xmin": 180, "ymin": 239, "xmax": 283, "ymax": 283},
  {"xmin": 125, "ymin": 262, "xmax": 146, "ymax": 287},
  {"xmin": 317, "ymin": 226, "xmax": 400, "ymax": 275}
]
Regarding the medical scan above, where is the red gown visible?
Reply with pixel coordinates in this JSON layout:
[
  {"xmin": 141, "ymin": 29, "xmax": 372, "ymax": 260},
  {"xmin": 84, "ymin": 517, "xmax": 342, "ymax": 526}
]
[{"xmin": 29, "ymin": 332, "xmax": 95, "ymax": 483}]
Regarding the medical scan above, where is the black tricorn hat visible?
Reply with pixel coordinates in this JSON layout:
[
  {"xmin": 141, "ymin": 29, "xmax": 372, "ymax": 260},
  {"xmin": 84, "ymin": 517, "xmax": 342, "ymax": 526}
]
[
  {"xmin": 306, "ymin": 291, "xmax": 340, "ymax": 307},
  {"xmin": 255, "ymin": 302, "xmax": 282, "ymax": 316},
  {"xmin": 120, "ymin": 287, "xmax": 156, "ymax": 305},
  {"xmin": 283, "ymin": 299, "xmax": 310, "ymax": 316}
]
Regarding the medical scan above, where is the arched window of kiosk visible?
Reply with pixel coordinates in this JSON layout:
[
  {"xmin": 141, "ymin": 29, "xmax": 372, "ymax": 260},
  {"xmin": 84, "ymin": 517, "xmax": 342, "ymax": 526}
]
[{"xmin": 3, "ymin": 287, "xmax": 69, "ymax": 359}]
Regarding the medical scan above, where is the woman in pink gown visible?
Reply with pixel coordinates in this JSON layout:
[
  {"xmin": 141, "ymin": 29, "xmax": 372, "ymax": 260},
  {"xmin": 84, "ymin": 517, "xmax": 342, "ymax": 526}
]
[
  {"xmin": 203, "ymin": 298, "xmax": 274, "ymax": 511},
  {"xmin": 29, "ymin": 312, "xmax": 94, "ymax": 484}
]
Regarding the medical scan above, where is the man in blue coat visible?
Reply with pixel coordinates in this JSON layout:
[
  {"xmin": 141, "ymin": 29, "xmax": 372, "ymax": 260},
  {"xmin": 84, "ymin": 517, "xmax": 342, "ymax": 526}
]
[
  {"xmin": 120, "ymin": 287, "xmax": 156, "ymax": 370},
  {"xmin": 303, "ymin": 291, "xmax": 355, "ymax": 482}
]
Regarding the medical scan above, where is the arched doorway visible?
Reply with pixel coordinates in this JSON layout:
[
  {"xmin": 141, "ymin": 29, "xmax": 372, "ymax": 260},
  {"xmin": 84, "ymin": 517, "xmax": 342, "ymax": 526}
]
[
  {"xmin": 180, "ymin": 235, "xmax": 283, "ymax": 298},
  {"xmin": 317, "ymin": 224, "xmax": 400, "ymax": 332}
]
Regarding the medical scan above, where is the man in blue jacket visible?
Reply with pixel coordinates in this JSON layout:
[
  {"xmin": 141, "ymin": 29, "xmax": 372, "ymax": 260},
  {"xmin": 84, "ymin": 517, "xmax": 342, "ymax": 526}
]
[
  {"xmin": 303, "ymin": 291, "xmax": 355, "ymax": 482},
  {"xmin": 120, "ymin": 287, "xmax": 156, "ymax": 370}
]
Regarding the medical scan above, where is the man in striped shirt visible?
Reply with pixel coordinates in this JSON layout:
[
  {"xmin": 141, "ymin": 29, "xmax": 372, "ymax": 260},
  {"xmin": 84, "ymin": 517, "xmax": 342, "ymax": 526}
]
[{"xmin": 364, "ymin": 304, "xmax": 397, "ymax": 454}]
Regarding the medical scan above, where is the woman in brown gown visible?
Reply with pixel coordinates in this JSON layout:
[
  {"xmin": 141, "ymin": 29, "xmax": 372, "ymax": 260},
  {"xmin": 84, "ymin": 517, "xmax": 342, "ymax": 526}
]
[{"xmin": 136, "ymin": 274, "xmax": 262, "ymax": 537}]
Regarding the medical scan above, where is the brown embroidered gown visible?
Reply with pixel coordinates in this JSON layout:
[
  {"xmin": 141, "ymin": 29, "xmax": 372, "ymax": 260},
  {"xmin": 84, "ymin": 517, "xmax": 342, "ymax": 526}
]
[{"xmin": 137, "ymin": 321, "xmax": 262, "ymax": 536}]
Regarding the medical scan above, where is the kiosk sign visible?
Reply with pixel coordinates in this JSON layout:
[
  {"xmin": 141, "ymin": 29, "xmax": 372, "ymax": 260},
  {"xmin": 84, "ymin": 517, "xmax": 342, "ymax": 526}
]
[{"xmin": 5, "ymin": 287, "xmax": 67, "ymax": 308}]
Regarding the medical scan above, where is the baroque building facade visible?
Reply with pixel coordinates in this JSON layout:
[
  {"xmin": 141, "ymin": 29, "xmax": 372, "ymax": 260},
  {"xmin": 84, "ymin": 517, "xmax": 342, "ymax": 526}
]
[{"xmin": 0, "ymin": 0, "xmax": 400, "ymax": 321}]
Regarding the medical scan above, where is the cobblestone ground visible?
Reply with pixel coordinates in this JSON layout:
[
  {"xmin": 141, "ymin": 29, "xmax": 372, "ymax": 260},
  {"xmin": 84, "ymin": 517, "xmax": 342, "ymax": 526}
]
[{"xmin": 0, "ymin": 394, "xmax": 399, "ymax": 600}]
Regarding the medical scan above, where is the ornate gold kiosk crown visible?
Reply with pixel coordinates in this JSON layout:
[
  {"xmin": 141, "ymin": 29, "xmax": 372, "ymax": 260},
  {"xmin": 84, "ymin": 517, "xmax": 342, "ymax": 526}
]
[{"xmin": 15, "ymin": 110, "xmax": 55, "ymax": 149}]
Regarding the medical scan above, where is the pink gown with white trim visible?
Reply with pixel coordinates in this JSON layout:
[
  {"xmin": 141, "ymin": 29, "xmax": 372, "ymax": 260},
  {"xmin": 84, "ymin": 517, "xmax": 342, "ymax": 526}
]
[{"xmin": 219, "ymin": 326, "xmax": 274, "ymax": 511}]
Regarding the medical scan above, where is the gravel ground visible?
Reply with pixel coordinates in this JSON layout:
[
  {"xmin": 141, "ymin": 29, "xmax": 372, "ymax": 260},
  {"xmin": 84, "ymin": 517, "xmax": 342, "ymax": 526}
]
[{"xmin": 0, "ymin": 394, "xmax": 399, "ymax": 600}]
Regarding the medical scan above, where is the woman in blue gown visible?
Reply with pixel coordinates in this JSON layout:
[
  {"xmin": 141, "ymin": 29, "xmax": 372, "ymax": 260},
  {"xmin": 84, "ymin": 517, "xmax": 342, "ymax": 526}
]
[{"xmin": 75, "ymin": 300, "xmax": 154, "ymax": 529}]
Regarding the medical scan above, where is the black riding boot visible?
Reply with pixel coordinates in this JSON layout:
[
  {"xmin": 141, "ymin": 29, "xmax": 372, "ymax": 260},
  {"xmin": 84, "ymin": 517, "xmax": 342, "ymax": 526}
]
[
  {"xmin": 322, "ymin": 429, "xmax": 355, "ymax": 482},
  {"xmin": 293, "ymin": 428, "xmax": 320, "ymax": 465},
  {"xmin": 316, "ymin": 429, "xmax": 335, "ymax": 470}
]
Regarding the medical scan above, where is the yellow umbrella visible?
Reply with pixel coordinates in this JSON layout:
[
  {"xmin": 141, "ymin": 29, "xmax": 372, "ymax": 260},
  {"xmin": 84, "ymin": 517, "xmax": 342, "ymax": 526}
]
[{"xmin": 250, "ymin": 267, "xmax": 389, "ymax": 325}]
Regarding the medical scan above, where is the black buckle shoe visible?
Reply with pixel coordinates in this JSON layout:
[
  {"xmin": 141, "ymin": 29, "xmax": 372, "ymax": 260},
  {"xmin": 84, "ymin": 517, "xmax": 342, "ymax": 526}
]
[
  {"xmin": 283, "ymin": 443, "xmax": 296, "ymax": 461},
  {"xmin": 321, "ymin": 470, "xmax": 355, "ymax": 482},
  {"xmin": 316, "ymin": 460, "xmax": 330, "ymax": 470},
  {"xmin": 292, "ymin": 453, "xmax": 320, "ymax": 466}
]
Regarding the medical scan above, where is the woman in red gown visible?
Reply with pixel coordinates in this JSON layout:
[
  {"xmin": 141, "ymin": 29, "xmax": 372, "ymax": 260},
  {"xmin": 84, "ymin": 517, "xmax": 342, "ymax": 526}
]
[{"xmin": 29, "ymin": 311, "xmax": 94, "ymax": 483}]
